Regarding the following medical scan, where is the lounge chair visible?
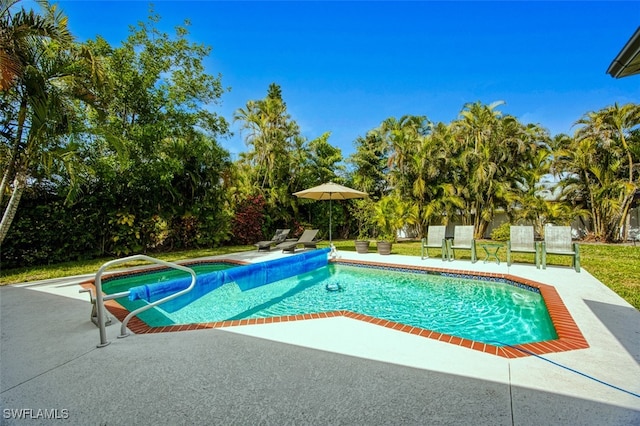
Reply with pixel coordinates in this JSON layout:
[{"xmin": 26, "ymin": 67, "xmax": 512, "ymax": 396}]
[
  {"xmin": 447, "ymin": 225, "xmax": 477, "ymax": 263},
  {"xmin": 421, "ymin": 225, "xmax": 447, "ymax": 260},
  {"xmin": 276, "ymin": 229, "xmax": 320, "ymax": 253},
  {"xmin": 254, "ymin": 229, "xmax": 290, "ymax": 251},
  {"xmin": 507, "ymin": 225, "xmax": 540, "ymax": 268},
  {"xmin": 541, "ymin": 226, "xmax": 580, "ymax": 272}
]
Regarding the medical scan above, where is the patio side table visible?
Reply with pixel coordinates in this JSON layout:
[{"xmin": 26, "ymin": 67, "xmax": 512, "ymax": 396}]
[{"xmin": 480, "ymin": 242, "xmax": 504, "ymax": 264}]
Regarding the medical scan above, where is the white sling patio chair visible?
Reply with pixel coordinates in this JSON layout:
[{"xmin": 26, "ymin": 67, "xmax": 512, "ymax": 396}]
[
  {"xmin": 507, "ymin": 225, "xmax": 540, "ymax": 268},
  {"xmin": 447, "ymin": 225, "xmax": 477, "ymax": 263},
  {"xmin": 421, "ymin": 225, "xmax": 447, "ymax": 260},
  {"xmin": 541, "ymin": 226, "xmax": 580, "ymax": 272}
]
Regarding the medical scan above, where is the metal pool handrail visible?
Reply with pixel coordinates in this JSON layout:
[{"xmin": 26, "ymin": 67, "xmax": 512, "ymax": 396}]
[{"xmin": 93, "ymin": 255, "xmax": 196, "ymax": 348}]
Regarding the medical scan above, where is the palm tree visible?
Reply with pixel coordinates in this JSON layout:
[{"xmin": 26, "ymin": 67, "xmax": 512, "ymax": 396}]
[
  {"xmin": 421, "ymin": 122, "xmax": 465, "ymax": 228},
  {"xmin": 348, "ymin": 130, "xmax": 388, "ymax": 200},
  {"xmin": 0, "ymin": 0, "xmax": 105, "ymax": 244},
  {"xmin": 1, "ymin": 0, "xmax": 72, "ymax": 205},
  {"xmin": 457, "ymin": 100, "xmax": 504, "ymax": 153},
  {"xmin": 234, "ymin": 83, "xmax": 314, "ymax": 228},
  {"xmin": 377, "ymin": 115, "xmax": 433, "ymax": 236},
  {"xmin": 451, "ymin": 101, "xmax": 506, "ymax": 238},
  {"xmin": 372, "ymin": 195, "xmax": 418, "ymax": 242},
  {"xmin": 234, "ymin": 84, "xmax": 300, "ymax": 192},
  {"xmin": 596, "ymin": 103, "xmax": 639, "ymax": 239},
  {"xmin": 450, "ymin": 101, "xmax": 551, "ymax": 239},
  {"xmin": 379, "ymin": 115, "xmax": 430, "ymax": 190},
  {"xmin": 0, "ymin": 0, "xmax": 70, "ymax": 91},
  {"xmin": 559, "ymin": 103, "xmax": 640, "ymax": 241}
]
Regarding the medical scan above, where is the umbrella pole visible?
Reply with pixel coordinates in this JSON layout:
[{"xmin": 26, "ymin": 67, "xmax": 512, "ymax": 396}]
[{"xmin": 329, "ymin": 198, "xmax": 332, "ymax": 243}]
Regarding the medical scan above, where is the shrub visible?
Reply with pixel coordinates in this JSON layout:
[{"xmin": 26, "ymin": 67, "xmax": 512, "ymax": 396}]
[
  {"xmin": 1, "ymin": 188, "xmax": 102, "ymax": 268},
  {"xmin": 490, "ymin": 222, "xmax": 511, "ymax": 241},
  {"xmin": 230, "ymin": 195, "xmax": 266, "ymax": 245}
]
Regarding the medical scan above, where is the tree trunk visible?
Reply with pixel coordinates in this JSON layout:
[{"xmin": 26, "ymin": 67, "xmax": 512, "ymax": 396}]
[
  {"xmin": 0, "ymin": 97, "xmax": 28, "ymax": 206},
  {"xmin": 477, "ymin": 221, "xmax": 489, "ymax": 240},
  {"xmin": 0, "ymin": 141, "xmax": 20, "ymax": 206},
  {"xmin": 0, "ymin": 171, "xmax": 26, "ymax": 245},
  {"xmin": 615, "ymin": 192, "xmax": 635, "ymax": 242},
  {"xmin": 0, "ymin": 168, "xmax": 11, "ymax": 207}
]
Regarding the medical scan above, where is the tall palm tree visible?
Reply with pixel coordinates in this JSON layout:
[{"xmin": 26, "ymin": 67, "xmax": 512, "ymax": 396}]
[
  {"xmin": 349, "ymin": 130, "xmax": 388, "ymax": 200},
  {"xmin": 596, "ymin": 104, "xmax": 639, "ymax": 239},
  {"xmin": 451, "ymin": 101, "xmax": 505, "ymax": 238},
  {"xmin": 451, "ymin": 101, "xmax": 547, "ymax": 239},
  {"xmin": 0, "ymin": 0, "xmax": 70, "ymax": 91},
  {"xmin": 457, "ymin": 100, "xmax": 504, "ymax": 153},
  {"xmin": 410, "ymin": 123, "xmax": 461, "ymax": 233},
  {"xmin": 377, "ymin": 115, "xmax": 433, "ymax": 236},
  {"xmin": 234, "ymin": 85, "xmax": 300, "ymax": 192},
  {"xmin": 0, "ymin": 0, "xmax": 105, "ymax": 244},
  {"xmin": 379, "ymin": 115, "xmax": 430, "ymax": 188},
  {"xmin": 556, "ymin": 103, "xmax": 640, "ymax": 241},
  {"xmin": 233, "ymin": 83, "xmax": 309, "ymax": 227},
  {"xmin": 1, "ymin": 0, "xmax": 72, "ymax": 205}
]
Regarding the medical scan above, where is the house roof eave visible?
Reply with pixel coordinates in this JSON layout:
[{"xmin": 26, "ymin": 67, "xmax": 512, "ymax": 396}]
[{"xmin": 607, "ymin": 26, "xmax": 640, "ymax": 78}]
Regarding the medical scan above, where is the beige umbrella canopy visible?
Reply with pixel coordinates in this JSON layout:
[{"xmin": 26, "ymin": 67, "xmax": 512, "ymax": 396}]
[{"xmin": 293, "ymin": 182, "xmax": 368, "ymax": 243}]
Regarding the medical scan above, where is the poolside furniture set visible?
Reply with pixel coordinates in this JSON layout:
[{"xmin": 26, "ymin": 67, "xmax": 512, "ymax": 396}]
[
  {"xmin": 421, "ymin": 225, "xmax": 477, "ymax": 263},
  {"xmin": 277, "ymin": 229, "xmax": 321, "ymax": 253},
  {"xmin": 421, "ymin": 224, "xmax": 580, "ymax": 271},
  {"xmin": 254, "ymin": 229, "xmax": 322, "ymax": 253},
  {"xmin": 254, "ymin": 229, "xmax": 291, "ymax": 251},
  {"xmin": 257, "ymin": 224, "xmax": 580, "ymax": 271}
]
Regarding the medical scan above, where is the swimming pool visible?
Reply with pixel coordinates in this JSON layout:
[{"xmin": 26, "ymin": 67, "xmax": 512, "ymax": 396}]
[{"xmin": 103, "ymin": 261, "xmax": 557, "ymax": 347}]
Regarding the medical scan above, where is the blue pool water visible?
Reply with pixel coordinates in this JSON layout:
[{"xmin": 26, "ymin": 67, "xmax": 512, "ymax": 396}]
[{"xmin": 105, "ymin": 262, "xmax": 558, "ymax": 346}]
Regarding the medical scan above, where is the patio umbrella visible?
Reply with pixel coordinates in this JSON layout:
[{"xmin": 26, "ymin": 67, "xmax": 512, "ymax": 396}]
[{"xmin": 293, "ymin": 182, "xmax": 368, "ymax": 243}]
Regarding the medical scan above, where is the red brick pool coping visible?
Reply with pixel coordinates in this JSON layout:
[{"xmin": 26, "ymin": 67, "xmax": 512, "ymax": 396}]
[{"xmin": 81, "ymin": 258, "xmax": 589, "ymax": 359}]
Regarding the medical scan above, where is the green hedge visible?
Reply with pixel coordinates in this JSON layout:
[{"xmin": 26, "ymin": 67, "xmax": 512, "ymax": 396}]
[{"xmin": 1, "ymin": 186, "xmax": 232, "ymax": 269}]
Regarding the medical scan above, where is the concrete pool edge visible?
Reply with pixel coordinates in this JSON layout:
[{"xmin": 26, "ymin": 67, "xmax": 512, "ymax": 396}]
[{"xmin": 84, "ymin": 255, "xmax": 590, "ymax": 359}]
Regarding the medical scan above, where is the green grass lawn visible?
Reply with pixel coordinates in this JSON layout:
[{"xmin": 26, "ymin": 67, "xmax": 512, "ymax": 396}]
[{"xmin": 1, "ymin": 240, "xmax": 638, "ymax": 310}]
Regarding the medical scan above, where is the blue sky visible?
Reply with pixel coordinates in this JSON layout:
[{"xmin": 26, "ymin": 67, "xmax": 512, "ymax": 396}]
[{"xmin": 38, "ymin": 1, "xmax": 640, "ymax": 158}]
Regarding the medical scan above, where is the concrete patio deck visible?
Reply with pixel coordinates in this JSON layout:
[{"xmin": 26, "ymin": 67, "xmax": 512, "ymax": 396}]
[{"xmin": 1, "ymin": 249, "xmax": 639, "ymax": 425}]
